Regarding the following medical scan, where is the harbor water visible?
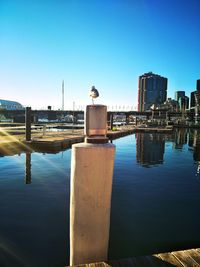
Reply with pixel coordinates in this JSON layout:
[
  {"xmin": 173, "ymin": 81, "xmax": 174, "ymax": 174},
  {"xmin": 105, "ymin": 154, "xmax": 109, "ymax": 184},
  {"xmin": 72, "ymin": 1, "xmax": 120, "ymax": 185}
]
[{"xmin": 0, "ymin": 129, "xmax": 200, "ymax": 267}]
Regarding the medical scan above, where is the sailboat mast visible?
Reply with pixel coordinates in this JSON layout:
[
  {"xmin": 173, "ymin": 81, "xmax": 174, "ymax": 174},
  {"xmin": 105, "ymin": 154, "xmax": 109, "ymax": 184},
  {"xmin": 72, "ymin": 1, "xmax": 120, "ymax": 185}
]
[{"xmin": 62, "ymin": 80, "xmax": 64, "ymax": 110}]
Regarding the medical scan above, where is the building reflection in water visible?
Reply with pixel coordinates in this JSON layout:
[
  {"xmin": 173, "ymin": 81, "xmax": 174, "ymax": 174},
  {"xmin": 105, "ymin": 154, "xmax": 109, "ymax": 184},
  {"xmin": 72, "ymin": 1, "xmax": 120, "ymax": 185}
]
[
  {"xmin": 136, "ymin": 133, "xmax": 165, "ymax": 167},
  {"xmin": 173, "ymin": 129, "xmax": 188, "ymax": 150},
  {"xmin": 189, "ymin": 130, "xmax": 200, "ymax": 176},
  {"xmin": 25, "ymin": 152, "xmax": 32, "ymax": 184}
]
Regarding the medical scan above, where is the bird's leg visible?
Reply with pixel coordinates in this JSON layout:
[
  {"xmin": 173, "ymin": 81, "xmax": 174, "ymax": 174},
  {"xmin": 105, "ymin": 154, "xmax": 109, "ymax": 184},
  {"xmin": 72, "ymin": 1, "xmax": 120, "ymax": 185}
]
[{"xmin": 92, "ymin": 99, "xmax": 94, "ymax": 105}]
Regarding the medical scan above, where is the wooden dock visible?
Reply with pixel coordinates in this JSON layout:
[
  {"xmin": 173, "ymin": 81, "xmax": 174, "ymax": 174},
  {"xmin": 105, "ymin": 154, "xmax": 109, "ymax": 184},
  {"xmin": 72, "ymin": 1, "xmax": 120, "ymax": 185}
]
[
  {"xmin": 0, "ymin": 126, "xmax": 174, "ymax": 155},
  {"xmin": 68, "ymin": 248, "xmax": 200, "ymax": 267}
]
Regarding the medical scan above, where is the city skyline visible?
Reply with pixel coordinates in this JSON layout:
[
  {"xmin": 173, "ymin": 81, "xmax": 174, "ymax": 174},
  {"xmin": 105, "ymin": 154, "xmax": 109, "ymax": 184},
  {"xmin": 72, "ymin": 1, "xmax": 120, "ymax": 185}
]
[{"xmin": 0, "ymin": 0, "xmax": 200, "ymax": 109}]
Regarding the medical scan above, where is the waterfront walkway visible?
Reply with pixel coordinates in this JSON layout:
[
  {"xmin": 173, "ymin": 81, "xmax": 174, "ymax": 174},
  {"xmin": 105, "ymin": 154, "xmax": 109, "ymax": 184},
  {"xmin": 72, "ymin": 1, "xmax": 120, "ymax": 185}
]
[{"xmin": 68, "ymin": 248, "xmax": 200, "ymax": 267}]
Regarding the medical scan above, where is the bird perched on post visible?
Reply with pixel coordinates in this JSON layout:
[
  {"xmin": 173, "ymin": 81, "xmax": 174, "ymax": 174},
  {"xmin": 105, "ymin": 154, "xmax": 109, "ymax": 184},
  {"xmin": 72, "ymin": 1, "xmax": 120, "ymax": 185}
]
[{"xmin": 89, "ymin": 86, "xmax": 99, "ymax": 104}]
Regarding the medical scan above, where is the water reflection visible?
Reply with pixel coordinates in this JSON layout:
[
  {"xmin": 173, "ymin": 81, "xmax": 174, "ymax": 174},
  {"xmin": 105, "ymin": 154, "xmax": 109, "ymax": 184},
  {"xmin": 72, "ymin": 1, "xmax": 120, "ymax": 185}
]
[
  {"xmin": 136, "ymin": 133, "xmax": 165, "ymax": 167},
  {"xmin": 135, "ymin": 129, "xmax": 200, "ymax": 171},
  {"xmin": 25, "ymin": 152, "xmax": 31, "ymax": 184},
  {"xmin": 190, "ymin": 130, "xmax": 200, "ymax": 176},
  {"xmin": 173, "ymin": 129, "xmax": 188, "ymax": 149}
]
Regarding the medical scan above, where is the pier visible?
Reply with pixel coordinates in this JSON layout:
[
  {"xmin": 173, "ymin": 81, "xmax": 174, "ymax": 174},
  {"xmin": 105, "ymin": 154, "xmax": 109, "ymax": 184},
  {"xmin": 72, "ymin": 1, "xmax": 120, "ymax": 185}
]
[
  {"xmin": 68, "ymin": 248, "xmax": 200, "ymax": 267},
  {"xmin": 0, "ymin": 124, "xmax": 174, "ymax": 155}
]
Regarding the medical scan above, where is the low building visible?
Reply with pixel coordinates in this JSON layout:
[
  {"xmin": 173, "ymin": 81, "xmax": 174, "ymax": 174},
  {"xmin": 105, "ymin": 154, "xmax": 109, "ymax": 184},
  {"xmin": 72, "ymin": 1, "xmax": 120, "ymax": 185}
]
[
  {"xmin": 0, "ymin": 99, "xmax": 23, "ymax": 110},
  {"xmin": 153, "ymin": 98, "xmax": 179, "ymax": 112}
]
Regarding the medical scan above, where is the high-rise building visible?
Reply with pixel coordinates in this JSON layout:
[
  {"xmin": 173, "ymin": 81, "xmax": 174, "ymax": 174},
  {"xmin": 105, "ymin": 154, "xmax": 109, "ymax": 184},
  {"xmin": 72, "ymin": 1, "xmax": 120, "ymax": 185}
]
[
  {"xmin": 190, "ymin": 91, "xmax": 196, "ymax": 108},
  {"xmin": 197, "ymin": 79, "xmax": 200, "ymax": 91},
  {"xmin": 175, "ymin": 91, "xmax": 185, "ymax": 102},
  {"xmin": 190, "ymin": 79, "xmax": 200, "ymax": 109},
  {"xmin": 174, "ymin": 91, "xmax": 189, "ymax": 111},
  {"xmin": 179, "ymin": 96, "xmax": 189, "ymax": 111},
  {"xmin": 138, "ymin": 72, "xmax": 167, "ymax": 111}
]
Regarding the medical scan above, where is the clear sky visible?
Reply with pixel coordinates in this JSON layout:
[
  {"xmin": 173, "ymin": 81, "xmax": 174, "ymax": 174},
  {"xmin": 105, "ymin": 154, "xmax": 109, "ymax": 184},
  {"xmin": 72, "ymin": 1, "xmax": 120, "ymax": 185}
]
[{"xmin": 0, "ymin": 0, "xmax": 199, "ymax": 110}]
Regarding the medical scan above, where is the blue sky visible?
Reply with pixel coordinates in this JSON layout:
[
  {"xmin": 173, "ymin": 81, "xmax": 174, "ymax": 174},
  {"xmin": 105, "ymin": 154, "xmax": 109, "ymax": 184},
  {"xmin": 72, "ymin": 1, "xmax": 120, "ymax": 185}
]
[{"xmin": 0, "ymin": 0, "xmax": 199, "ymax": 110}]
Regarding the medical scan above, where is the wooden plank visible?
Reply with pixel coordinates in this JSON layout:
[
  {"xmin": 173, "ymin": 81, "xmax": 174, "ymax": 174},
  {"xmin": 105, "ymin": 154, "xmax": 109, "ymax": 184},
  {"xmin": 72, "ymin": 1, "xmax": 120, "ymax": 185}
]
[
  {"xmin": 158, "ymin": 252, "xmax": 184, "ymax": 267},
  {"xmin": 172, "ymin": 250, "xmax": 200, "ymax": 267},
  {"xmin": 68, "ymin": 249, "xmax": 200, "ymax": 267},
  {"xmin": 195, "ymin": 248, "xmax": 200, "ymax": 255},
  {"xmin": 179, "ymin": 249, "xmax": 200, "ymax": 265},
  {"xmin": 89, "ymin": 263, "xmax": 111, "ymax": 267}
]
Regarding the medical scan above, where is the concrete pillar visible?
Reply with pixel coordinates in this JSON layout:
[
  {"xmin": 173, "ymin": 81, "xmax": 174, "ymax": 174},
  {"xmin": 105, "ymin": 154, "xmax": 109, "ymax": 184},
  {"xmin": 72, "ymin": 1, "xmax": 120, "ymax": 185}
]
[
  {"xmin": 25, "ymin": 107, "xmax": 31, "ymax": 141},
  {"xmin": 70, "ymin": 143, "xmax": 115, "ymax": 265},
  {"xmin": 70, "ymin": 104, "xmax": 115, "ymax": 265}
]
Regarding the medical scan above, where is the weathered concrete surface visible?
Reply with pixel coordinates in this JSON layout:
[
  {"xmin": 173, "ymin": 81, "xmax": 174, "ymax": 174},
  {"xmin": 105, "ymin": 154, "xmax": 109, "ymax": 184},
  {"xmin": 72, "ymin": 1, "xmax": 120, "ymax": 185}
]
[{"xmin": 70, "ymin": 142, "xmax": 115, "ymax": 265}]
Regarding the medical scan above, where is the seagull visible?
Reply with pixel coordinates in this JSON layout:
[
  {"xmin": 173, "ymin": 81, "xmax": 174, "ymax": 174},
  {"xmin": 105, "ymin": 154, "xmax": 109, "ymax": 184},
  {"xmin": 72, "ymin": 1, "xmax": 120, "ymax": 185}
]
[{"xmin": 89, "ymin": 86, "xmax": 99, "ymax": 104}]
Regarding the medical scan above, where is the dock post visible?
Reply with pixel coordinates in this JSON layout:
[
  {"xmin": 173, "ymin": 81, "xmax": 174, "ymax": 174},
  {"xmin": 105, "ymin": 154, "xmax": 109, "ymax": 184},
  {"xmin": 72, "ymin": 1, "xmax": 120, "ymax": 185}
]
[
  {"xmin": 110, "ymin": 113, "xmax": 113, "ymax": 130},
  {"xmin": 135, "ymin": 116, "xmax": 138, "ymax": 125},
  {"xmin": 126, "ymin": 114, "xmax": 129, "ymax": 125},
  {"xmin": 70, "ymin": 104, "xmax": 115, "ymax": 265},
  {"xmin": 25, "ymin": 107, "xmax": 31, "ymax": 141}
]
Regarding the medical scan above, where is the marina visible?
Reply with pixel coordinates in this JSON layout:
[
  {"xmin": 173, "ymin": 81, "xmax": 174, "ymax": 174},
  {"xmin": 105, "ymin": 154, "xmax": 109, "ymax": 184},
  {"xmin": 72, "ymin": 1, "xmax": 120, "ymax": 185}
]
[
  {"xmin": 1, "ymin": 1, "xmax": 200, "ymax": 266},
  {"xmin": 0, "ymin": 122, "xmax": 174, "ymax": 155},
  {"xmin": 0, "ymin": 130, "xmax": 199, "ymax": 267}
]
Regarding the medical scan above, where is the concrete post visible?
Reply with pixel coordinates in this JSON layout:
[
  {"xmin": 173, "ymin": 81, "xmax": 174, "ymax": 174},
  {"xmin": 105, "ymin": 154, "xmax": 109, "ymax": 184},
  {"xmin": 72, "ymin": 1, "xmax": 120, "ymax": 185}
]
[
  {"xmin": 25, "ymin": 107, "xmax": 31, "ymax": 141},
  {"xmin": 70, "ymin": 104, "xmax": 115, "ymax": 265}
]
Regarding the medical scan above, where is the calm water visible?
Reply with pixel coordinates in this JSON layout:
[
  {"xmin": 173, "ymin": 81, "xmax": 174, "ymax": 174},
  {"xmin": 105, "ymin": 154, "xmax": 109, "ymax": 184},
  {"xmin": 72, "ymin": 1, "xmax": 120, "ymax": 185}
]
[{"xmin": 0, "ymin": 129, "xmax": 200, "ymax": 267}]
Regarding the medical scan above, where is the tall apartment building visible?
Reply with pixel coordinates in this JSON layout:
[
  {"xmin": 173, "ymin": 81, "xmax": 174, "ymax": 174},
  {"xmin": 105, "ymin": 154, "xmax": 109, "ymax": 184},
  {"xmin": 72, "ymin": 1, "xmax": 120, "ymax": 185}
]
[
  {"xmin": 190, "ymin": 91, "xmax": 196, "ymax": 108},
  {"xmin": 175, "ymin": 91, "xmax": 185, "ymax": 101},
  {"xmin": 190, "ymin": 79, "xmax": 200, "ymax": 108},
  {"xmin": 174, "ymin": 91, "xmax": 189, "ymax": 111},
  {"xmin": 138, "ymin": 72, "xmax": 167, "ymax": 111},
  {"xmin": 197, "ymin": 79, "xmax": 200, "ymax": 91},
  {"xmin": 179, "ymin": 96, "xmax": 189, "ymax": 111}
]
